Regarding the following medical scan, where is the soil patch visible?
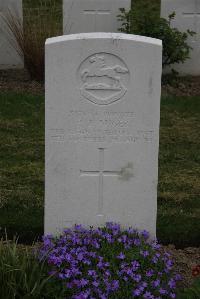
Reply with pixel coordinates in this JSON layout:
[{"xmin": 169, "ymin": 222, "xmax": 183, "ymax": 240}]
[
  {"xmin": 163, "ymin": 245, "xmax": 200, "ymax": 288},
  {"xmin": 162, "ymin": 76, "xmax": 200, "ymax": 97},
  {"xmin": 0, "ymin": 69, "xmax": 44, "ymax": 95}
]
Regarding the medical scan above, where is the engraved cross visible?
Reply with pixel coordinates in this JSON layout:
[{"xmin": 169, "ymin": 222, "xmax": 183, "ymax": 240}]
[
  {"xmin": 182, "ymin": 0, "xmax": 200, "ymax": 41},
  {"xmin": 83, "ymin": 9, "xmax": 111, "ymax": 31},
  {"xmin": 80, "ymin": 148, "xmax": 120, "ymax": 216}
]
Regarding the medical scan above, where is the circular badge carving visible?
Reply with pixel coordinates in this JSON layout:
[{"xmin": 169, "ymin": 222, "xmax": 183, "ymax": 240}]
[{"xmin": 78, "ymin": 53, "xmax": 130, "ymax": 105}]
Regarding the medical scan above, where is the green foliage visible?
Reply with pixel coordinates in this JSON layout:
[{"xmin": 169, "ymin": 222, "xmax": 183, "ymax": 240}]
[
  {"xmin": 118, "ymin": 1, "xmax": 195, "ymax": 70},
  {"xmin": 0, "ymin": 238, "xmax": 43, "ymax": 298},
  {"xmin": 177, "ymin": 277, "xmax": 200, "ymax": 299}
]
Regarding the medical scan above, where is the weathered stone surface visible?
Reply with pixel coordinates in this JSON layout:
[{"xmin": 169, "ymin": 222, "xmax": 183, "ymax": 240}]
[
  {"xmin": 0, "ymin": 0, "xmax": 23, "ymax": 69},
  {"xmin": 63, "ymin": 0, "xmax": 131, "ymax": 34},
  {"xmin": 161, "ymin": 0, "xmax": 200, "ymax": 75},
  {"xmin": 45, "ymin": 33, "xmax": 162, "ymax": 237}
]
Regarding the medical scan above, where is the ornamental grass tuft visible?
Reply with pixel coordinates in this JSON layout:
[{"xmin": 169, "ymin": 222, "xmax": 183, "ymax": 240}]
[{"xmin": 39, "ymin": 223, "xmax": 181, "ymax": 299}]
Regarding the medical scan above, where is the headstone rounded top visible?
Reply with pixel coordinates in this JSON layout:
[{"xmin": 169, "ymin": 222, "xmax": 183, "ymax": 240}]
[{"xmin": 46, "ymin": 33, "xmax": 162, "ymax": 47}]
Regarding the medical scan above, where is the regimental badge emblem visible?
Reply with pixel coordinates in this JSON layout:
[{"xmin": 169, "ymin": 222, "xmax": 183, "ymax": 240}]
[{"xmin": 78, "ymin": 53, "xmax": 130, "ymax": 105}]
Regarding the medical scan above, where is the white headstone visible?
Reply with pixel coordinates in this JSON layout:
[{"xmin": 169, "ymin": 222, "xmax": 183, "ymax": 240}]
[
  {"xmin": 161, "ymin": 0, "xmax": 200, "ymax": 75},
  {"xmin": 0, "ymin": 0, "xmax": 23, "ymax": 69},
  {"xmin": 45, "ymin": 33, "xmax": 162, "ymax": 237},
  {"xmin": 63, "ymin": 0, "xmax": 131, "ymax": 34}
]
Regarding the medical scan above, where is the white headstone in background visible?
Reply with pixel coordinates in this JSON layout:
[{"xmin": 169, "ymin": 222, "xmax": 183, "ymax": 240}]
[
  {"xmin": 161, "ymin": 0, "xmax": 200, "ymax": 75},
  {"xmin": 45, "ymin": 33, "xmax": 162, "ymax": 237},
  {"xmin": 63, "ymin": 0, "xmax": 131, "ymax": 34},
  {"xmin": 0, "ymin": 0, "xmax": 23, "ymax": 69}
]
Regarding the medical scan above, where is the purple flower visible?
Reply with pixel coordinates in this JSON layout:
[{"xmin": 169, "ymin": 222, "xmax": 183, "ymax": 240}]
[
  {"xmin": 131, "ymin": 260, "xmax": 140, "ymax": 271},
  {"xmin": 104, "ymin": 270, "xmax": 111, "ymax": 277},
  {"xmin": 159, "ymin": 288, "xmax": 167, "ymax": 295},
  {"xmin": 104, "ymin": 233, "xmax": 113, "ymax": 243},
  {"xmin": 151, "ymin": 279, "xmax": 160, "ymax": 288},
  {"xmin": 168, "ymin": 278, "xmax": 176, "ymax": 289},
  {"xmin": 140, "ymin": 250, "xmax": 149, "ymax": 257},
  {"xmin": 88, "ymin": 270, "xmax": 96, "ymax": 277},
  {"xmin": 39, "ymin": 224, "xmax": 179, "ymax": 299},
  {"xmin": 146, "ymin": 269, "xmax": 154, "ymax": 277},
  {"xmin": 106, "ymin": 222, "xmax": 120, "ymax": 231},
  {"xmin": 42, "ymin": 235, "xmax": 54, "ymax": 248},
  {"xmin": 79, "ymin": 278, "xmax": 89, "ymax": 287},
  {"xmin": 175, "ymin": 274, "xmax": 182, "ymax": 281},
  {"xmin": 92, "ymin": 280, "xmax": 99, "ymax": 287},
  {"xmin": 151, "ymin": 242, "xmax": 161, "ymax": 250},
  {"xmin": 134, "ymin": 239, "xmax": 141, "ymax": 246},
  {"xmin": 133, "ymin": 288, "xmax": 142, "ymax": 296},
  {"xmin": 166, "ymin": 259, "xmax": 173, "ymax": 269},
  {"xmin": 143, "ymin": 291, "xmax": 154, "ymax": 299},
  {"xmin": 155, "ymin": 252, "xmax": 161, "ymax": 258},
  {"xmin": 91, "ymin": 239, "xmax": 100, "ymax": 249},
  {"xmin": 117, "ymin": 252, "xmax": 126, "ymax": 260},
  {"xmin": 152, "ymin": 256, "xmax": 158, "ymax": 264},
  {"xmin": 140, "ymin": 281, "xmax": 148, "ymax": 288},
  {"xmin": 111, "ymin": 280, "xmax": 119, "ymax": 291},
  {"xmin": 140, "ymin": 230, "xmax": 150, "ymax": 239},
  {"xmin": 126, "ymin": 227, "xmax": 137, "ymax": 234},
  {"xmin": 72, "ymin": 289, "xmax": 90, "ymax": 299},
  {"xmin": 132, "ymin": 274, "xmax": 142, "ymax": 282}
]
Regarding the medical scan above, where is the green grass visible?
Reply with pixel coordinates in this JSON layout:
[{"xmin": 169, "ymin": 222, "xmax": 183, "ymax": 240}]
[
  {"xmin": 0, "ymin": 92, "xmax": 199, "ymax": 247},
  {"xmin": 177, "ymin": 277, "xmax": 200, "ymax": 299},
  {"xmin": 157, "ymin": 97, "xmax": 200, "ymax": 247},
  {"xmin": 0, "ymin": 93, "xmax": 44, "ymax": 242}
]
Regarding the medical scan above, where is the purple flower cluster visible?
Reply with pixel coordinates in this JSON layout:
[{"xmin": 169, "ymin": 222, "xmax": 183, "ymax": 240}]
[{"xmin": 39, "ymin": 223, "xmax": 181, "ymax": 299}]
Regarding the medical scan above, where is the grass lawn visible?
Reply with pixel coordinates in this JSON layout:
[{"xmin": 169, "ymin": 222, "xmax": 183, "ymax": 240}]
[
  {"xmin": 158, "ymin": 96, "xmax": 200, "ymax": 247},
  {"xmin": 0, "ymin": 93, "xmax": 44, "ymax": 242},
  {"xmin": 0, "ymin": 92, "xmax": 199, "ymax": 247}
]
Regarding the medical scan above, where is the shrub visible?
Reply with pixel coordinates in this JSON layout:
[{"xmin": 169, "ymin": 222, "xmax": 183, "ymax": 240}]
[
  {"xmin": 118, "ymin": 1, "xmax": 195, "ymax": 72},
  {"xmin": 39, "ymin": 223, "xmax": 181, "ymax": 298},
  {"xmin": 3, "ymin": 0, "xmax": 62, "ymax": 82}
]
